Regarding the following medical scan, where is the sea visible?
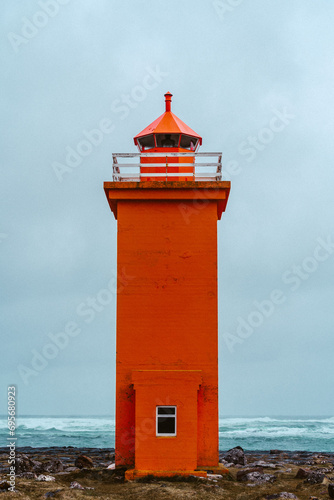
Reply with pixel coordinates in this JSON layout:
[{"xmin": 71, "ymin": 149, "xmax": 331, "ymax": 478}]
[{"xmin": 1, "ymin": 416, "xmax": 334, "ymax": 452}]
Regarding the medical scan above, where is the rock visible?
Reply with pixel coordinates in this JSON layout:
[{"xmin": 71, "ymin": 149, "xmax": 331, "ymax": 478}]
[
  {"xmin": 304, "ymin": 471, "xmax": 325, "ymax": 484},
  {"xmin": 270, "ymin": 450, "xmax": 283, "ymax": 455},
  {"xmin": 237, "ymin": 467, "xmax": 264, "ymax": 481},
  {"xmin": 207, "ymin": 474, "xmax": 222, "ymax": 480},
  {"xmin": 31, "ymin": 460, "xmax": 44, "ymax": 473},
  {"xmin": 265, "ymin": 494, "xmax": 298, "ymax": 499},
  {"xmin": 295, "ymin": 468, "xmax": 325, "ymax": 484},
  {"xmin": 253, "ymin": 460, "xmax": 277, "ymax": 469},
  {"xmin": 15, "ymin": 454, "xmax": 35, "ymax": 473},
  {"xmin": 68, "ymin": 480, "xmax": 94, "ymax": 491},
  {"xmin": 329, "ymin": 483, "xmax": 334, "ymax": 499},
  {"xmin": 311, "ymin": 454, "xmax": 327, "ymax": 464},
  {"xmin": 21, "ymin": 472, "xmax": 37, "ymax": 479},
  {"xmin": 318, "ymin": 467, "xmax": 332, "ymax": 474},
  {"xmin": 75, "ymin": 455, "xmax": 94, "ymax": 469},
  {"xmin": 36, "ymin": 475, "xmax": 56, "ymax": 482},
  {"xmin": 107, "ymin": 463, "xmax": 115, "ymax": 469},
  {"xmin": 295, "ymin": 467, "xmax": 312, "ymax": 479},
  {"xmin": 15, "ymin": 455, "xmax": 47, "ymax": 474},
  {"xmin": 70, "ymin": 481, "xmax": 85, "ymax": 490},
  {"xmin": 225, "ymin": 446, "xmax": 246, "ymax": 465},
  {"xmin": 0, "ymin": 481, "xmax": 10, "ymax": 491},
  {"xmin": 45, "ymin": 490, "xmax": 63, "ymax": 498},
  {"xmin": 245, "ymin": 471, "xmax": 276, "ymax": 484},
  {"xmin": 44, "ymin": 459, "xmax": 64, "ymax": 473},
  {"xmin": 64, "ymin": 466, "xmax": 79, "ymax": 472}
]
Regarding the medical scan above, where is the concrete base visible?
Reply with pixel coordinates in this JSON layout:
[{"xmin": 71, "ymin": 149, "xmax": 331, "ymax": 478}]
[{"xmin": 125, "ymin": 469, "xmax": 208, "ymax": 481}]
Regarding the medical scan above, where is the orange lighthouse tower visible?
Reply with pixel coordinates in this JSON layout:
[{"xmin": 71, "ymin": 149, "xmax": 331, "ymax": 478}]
[{"xmin": 104, "ymin": 92, "xmax": 230, "ymax": 479}]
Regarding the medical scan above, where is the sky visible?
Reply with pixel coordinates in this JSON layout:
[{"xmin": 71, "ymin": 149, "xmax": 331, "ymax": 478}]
[{"xmin": 1, "ymin": 0, "xmax": 334, "ymax": 417}]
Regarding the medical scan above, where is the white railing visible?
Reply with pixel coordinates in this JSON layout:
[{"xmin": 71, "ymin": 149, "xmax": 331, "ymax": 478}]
[{"xmin": 112, "ymin": 152, "xmax": 222, "ymax": 181}]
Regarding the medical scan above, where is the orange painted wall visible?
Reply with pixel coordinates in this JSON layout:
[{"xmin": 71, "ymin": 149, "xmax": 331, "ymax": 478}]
[
  {"xmin": 132, "ymin": 370, "xmax": 201, "ymax": 471},
  {"xmin": 115, "ymin": 198, "xmax": 220, "ymax": 468}
]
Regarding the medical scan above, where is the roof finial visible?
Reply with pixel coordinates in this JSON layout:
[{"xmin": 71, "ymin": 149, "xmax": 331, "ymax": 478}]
[{"xmin": 164, "ymin": 92, "xmax": 173, "ymax": 112}]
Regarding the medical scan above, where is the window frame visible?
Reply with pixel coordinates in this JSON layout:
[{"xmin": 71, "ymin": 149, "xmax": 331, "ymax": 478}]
[{"xmin": 156, "ymin": 406, "xmax": 177, "ymax": 437}]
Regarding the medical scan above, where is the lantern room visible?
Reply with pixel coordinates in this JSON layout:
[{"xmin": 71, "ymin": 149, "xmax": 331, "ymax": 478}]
[
  {"xmin": 112, "ymin": 92, "xmax": 223, "ymax": 183},
  {"xmin": 134, "ymin": 92, "xmax": 202, "ymax": 152},
  {"xmin": 133, "ymin": 92, "xmax": 202, "ymax": 181}
]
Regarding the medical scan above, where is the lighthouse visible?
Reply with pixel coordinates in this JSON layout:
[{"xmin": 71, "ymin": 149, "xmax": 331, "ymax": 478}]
[{"xmin": 104, "ymin": 92, "xmax": 230, "ymax": 479}]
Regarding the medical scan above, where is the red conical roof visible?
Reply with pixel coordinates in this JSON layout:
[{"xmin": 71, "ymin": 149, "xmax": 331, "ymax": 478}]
[{"xmin": 134, "ymin": 92, "xmax": 202, "ymax": 146}]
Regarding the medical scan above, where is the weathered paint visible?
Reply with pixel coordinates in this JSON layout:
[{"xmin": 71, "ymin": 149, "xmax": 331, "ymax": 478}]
[
  {"xmin": 104, "ymin": 181, "xmax": 230, "ymax": 221},
  {"xmin": 104, "ymin": 92, "xmax": 230, "ymax": 476},
  {"xmin": 104, "ymin": 182, "xmax": 230, "ymax": 472}
]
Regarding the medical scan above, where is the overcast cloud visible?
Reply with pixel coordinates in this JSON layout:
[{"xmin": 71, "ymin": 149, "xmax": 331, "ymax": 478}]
[{"xmin": 1, "ymin": 0, "xmax": 334, "ymax": 416}]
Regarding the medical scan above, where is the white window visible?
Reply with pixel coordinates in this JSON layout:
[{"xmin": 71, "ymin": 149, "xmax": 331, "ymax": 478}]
[{"xmin": 156, "ymin": 406, "xmax": 177, "ymax": 436}]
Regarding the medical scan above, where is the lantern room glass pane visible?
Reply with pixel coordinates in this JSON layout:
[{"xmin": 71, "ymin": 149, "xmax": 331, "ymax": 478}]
[
  {"xmin": 155, "ymin": 134, "xmax": 180, "ymax": 148},
  {"xmin": 180, "ymin": 135, "xmax": 198, "ymax": 150},
  {"xmin": 137, "ymin": 134, "xmax": 155, "ymax": 150}
]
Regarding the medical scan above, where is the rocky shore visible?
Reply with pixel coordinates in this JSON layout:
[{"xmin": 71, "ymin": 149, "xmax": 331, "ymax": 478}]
[{"xmin": 0, "ymin": 446, "xmax": 333, "ymax": 499}]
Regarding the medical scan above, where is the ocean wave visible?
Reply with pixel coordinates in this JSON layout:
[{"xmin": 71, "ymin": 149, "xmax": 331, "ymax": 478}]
[
  {"xmin": 219, "ymin": 417, "xmax": 276, "ymax": 425},
  {"xmin": 1, "ymin": 416, "xmax": 333, "ymax": 430},
  {"xmin": 219, "ymin": 424, "xmax": 334, "ymax": 437},
  {"xmin": 0, "ymin": 416, "xmax": 333, "ymax": 452},
  {"xmin": 0, "ymin": 417, "xmax": 115, "ymax": 431},
  {"xmin": 218, "ymin": 417, "xmax": 334, "ymax": 426}
]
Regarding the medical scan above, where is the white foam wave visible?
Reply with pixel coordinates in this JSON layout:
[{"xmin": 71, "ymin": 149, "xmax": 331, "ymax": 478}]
[
  {"xmin": 219, "ymin": 417, "xmax": 276, "ymax": 425},
  {"xmin": 219, "ymin": 417, "xmax": 334, "ymax": 426},
  {"xmin": 220, "ymin": 426, "xmax": 334, "ymax": 438},
  {"xmin": 0, "ymin": 417, "xmax": 115, "ymax": 431}
]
